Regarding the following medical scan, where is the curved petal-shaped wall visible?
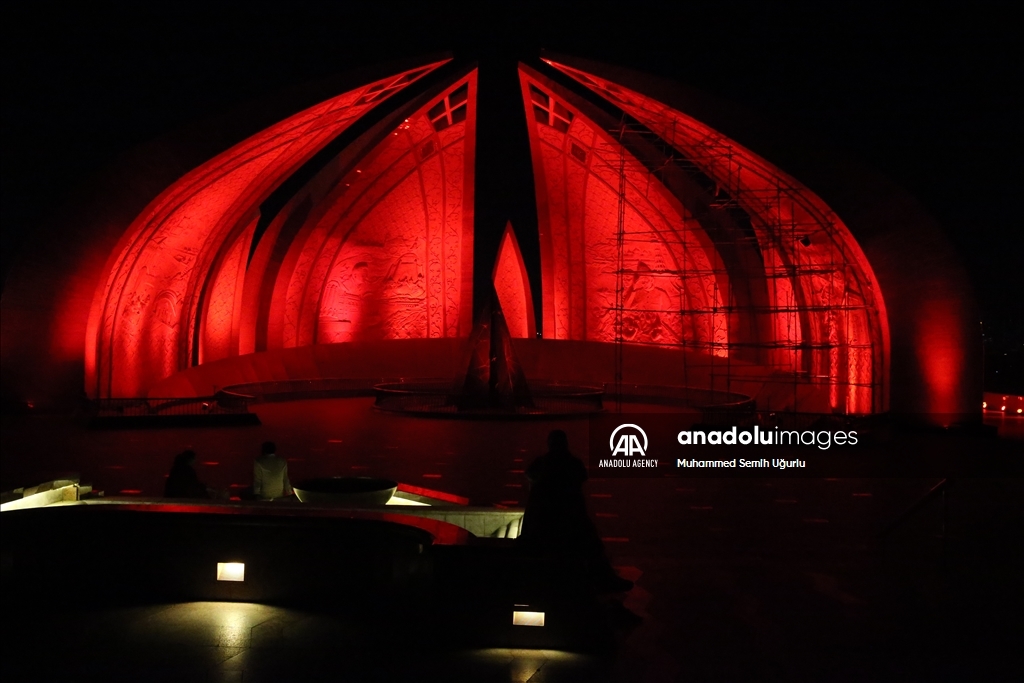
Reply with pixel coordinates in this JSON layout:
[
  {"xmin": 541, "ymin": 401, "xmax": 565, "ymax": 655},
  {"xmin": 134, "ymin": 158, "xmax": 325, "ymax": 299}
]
[
  {"xmin": 519, "ymin": 68, "xmax": 728, "ymax": 355},
  {"xmin": 85, "ymin": 62, "xmax": 447, "ymax": 397},
  {"xmin": 3, "ymin": 53, "xmax": 979, "ymax": 423},
  {"xmin": 528, "ymin": 61, "xmax": 889, "ymax": 414},
  {"xmin": 273, "ymin": 71, "xmax": 477, "ymax": 346}
]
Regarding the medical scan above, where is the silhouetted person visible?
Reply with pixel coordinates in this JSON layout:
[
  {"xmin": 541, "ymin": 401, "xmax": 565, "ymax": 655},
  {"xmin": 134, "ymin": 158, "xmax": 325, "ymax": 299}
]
[
  {"xmin": 520, "ymin": 430, "xmax": 633, "ymax": 593},
  {"xmin": 164, "ymin": 450, "xmax": 209, "ymax": 499},
  {"xmin": 254, "ymin": 441, "xmax": 293, "ymax": 500}
]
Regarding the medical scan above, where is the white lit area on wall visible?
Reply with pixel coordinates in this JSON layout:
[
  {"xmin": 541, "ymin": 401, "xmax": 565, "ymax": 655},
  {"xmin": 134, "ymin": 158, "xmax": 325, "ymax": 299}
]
[{"xmin": 216, "ymin": 562, "xmax": 245, "ymax": 582}]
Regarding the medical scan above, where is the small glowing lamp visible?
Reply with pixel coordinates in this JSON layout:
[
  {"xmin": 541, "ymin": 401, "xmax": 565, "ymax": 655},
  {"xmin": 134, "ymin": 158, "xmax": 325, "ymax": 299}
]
[
  {"xmin": 1017, "ymin": 408, "xmax": 1022, "ymax": 414},
  {"xmin": 982, "ymin": 401, "xmax": 987, "ymax": 408},
  {"xmin": 217, "ymin": 562, "xmax": 245, "ymax": 582},
  {"xmin": 512, "ymin": 604, "xmax": 545, "ymax": 627},
  {"xmin": 1001, "ymin": 406, "xmax": 1006, "ymax": 411}
]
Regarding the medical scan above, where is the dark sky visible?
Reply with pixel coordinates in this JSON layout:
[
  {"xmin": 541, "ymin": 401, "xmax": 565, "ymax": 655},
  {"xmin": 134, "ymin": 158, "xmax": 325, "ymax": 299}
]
[{"xmin": 2, "ymin": 1, "xmax": 1020, "ymax": 386}]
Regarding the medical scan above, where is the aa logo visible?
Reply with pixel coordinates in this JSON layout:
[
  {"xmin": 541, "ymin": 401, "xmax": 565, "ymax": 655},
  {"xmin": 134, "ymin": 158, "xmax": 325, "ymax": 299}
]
[{"xmin": 610, "ymin": 424, "xmax": 648, "ymax": 457}]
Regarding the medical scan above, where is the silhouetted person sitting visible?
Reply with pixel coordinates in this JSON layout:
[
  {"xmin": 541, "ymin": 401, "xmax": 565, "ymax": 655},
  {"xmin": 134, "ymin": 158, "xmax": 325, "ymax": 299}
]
[
  {"xmin": 520, "ymin": 430, "xmax": 633, "ymax": 593},
  {"xmin": 164, "ymin": 450, "xmax": 210, "ymax": 499},
  {"xmin": 254, "ymin": 441, "xmax": 293, "ymax": 501}
]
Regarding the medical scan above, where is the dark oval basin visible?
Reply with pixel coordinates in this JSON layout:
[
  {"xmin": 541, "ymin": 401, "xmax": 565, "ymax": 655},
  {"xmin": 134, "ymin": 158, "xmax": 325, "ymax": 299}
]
[{"xmin": 293, "ymin": 477, "xmax": 397, "ymax": 506}]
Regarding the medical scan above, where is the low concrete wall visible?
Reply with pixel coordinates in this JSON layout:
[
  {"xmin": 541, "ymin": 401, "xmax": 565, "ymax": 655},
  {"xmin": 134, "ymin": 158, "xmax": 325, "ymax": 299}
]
[{"xmin": 148, "ymin": 338, "xmax": 816, "ymax": 410}]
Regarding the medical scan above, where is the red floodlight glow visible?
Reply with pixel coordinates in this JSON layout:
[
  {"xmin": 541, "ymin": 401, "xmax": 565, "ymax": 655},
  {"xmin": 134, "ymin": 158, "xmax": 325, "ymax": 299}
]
[
  {"xmin": 538, "ymin": 60, "xmax": 891, "ymax": 415},
  {"xmin": 493, "ymin": 222, "xmax": 536, "ymax": 338},
  {"xmin": 273, "ymin": 73, "xmax": 478, "ymax": 349},
  {"xmin": 85, "ymin": 61, "xmax": 448, "ymax": 397}
]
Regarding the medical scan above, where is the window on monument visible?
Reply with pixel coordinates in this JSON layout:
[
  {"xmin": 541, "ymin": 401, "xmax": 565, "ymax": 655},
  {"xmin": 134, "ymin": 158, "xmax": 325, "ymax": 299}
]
[
  {"xmin": 600, "ymin": 85, "xmax": 626, "ymax": 104},
  {"xmin": 449, "ymin": 83, "xmax": 469, "ymax": 106},
  {"xmin": 391, "ymin": 68, "xmax": 429, "ymax": 85},
  {"xmin": 570, "ymin": 142, "xmax": 588, "ymax": 163},
  {"xmin": 356, "ymin": 69, "xmax": 431, "ymax": 106},
  {"xmin": 429, "ymin": 84, "xmax": 470, "ymax": 132},
  {"xmin": 551, "ymin": 101, "xmax": 573, "ymax": 133},
  {"xmin": 529, "ymin": 84, "xmax": 550, "ymax": 107},
  {"xmin": 528, "ymin": 83, "xmax": 573, "ymax": 133}
]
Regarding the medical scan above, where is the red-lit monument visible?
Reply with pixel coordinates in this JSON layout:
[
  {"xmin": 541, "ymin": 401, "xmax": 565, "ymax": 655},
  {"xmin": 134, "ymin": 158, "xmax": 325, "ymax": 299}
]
[
  {"xmin": 2, "ymin": 46, "xmax": 1016, "ymax": 683},
  {"xmin": 0, "ymin": 53, "xmax": 981, "ymax": 424}
]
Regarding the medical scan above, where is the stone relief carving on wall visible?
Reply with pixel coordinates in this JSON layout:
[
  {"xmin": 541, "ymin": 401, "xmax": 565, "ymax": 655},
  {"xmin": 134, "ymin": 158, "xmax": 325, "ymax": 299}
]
[
  {"xmin": 89, "ymin": 62, "xmax": 446, "ymax": 396},
  {"xmin": 311, "ymin": 77, "xmax": 475, "ymax": 345},
  {"xmin": 318, "ymin": 232, "xmax": 432, "ymax": 342},
  {"xmin": 525, "ymin": 73, "xmax": 724, "ymax": 352}
]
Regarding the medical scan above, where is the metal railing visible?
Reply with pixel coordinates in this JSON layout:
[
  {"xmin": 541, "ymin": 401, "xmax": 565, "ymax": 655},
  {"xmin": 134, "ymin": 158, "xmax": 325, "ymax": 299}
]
[
  {"xmin": 220, "ymin": 378, "xmax": 389, "ymax": 402},
  {"xmin": 91, "ymin": 395, "xmax": 253, "ymax": 417},
  {"xmin": 372, "ymin": 379, "xmax": 606, "ymax": 416}
]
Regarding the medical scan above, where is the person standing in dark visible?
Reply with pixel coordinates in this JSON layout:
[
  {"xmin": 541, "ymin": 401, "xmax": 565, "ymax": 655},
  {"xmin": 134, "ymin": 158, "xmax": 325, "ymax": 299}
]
[
  {"xmin": 520, "ymin": 429, "xmax": 633, "ymax": 593},
  {"xmin": 253, "ymin": 441, "xmax": 293, "ymax": 501},
  {"xmin": 164, "ymin": 450, "xmax": 210, "ymax": 499}
]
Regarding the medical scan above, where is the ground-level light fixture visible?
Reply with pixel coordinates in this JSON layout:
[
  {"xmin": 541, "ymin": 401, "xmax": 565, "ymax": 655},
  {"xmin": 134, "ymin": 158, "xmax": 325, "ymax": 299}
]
[
  {"xmin": 512, "ymin": 604, "xmax": 545, "ymax": 627},
  {"xmin": 216, "ymin": 562, "xmax": 245, "ymax": 582}
]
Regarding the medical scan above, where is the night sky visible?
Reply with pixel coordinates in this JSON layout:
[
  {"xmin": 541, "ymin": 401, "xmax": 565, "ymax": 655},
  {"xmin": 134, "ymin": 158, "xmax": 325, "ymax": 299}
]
[{"xmin": 2, "ymin": 2, "xmax": 1019, "ymax": 391}]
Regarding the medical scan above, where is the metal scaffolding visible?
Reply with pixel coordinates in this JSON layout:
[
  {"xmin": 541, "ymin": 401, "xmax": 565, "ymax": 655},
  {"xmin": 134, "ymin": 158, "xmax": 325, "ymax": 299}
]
[{"xmin": 600, "ymin": 112, "xmax": 882, "ymax": 415}]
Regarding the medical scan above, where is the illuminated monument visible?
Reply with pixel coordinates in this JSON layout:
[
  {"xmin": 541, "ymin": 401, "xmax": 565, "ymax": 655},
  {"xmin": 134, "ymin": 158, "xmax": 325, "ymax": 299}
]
[{"xmin": 0, "ymin": 53, "xmax": 980, "ymax": 424}]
